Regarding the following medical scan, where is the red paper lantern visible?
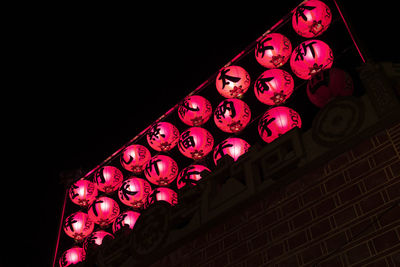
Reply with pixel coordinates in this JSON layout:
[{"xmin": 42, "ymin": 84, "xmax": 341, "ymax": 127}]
[
  {"xmin": 88, "ymin": 196, "xmax": 120, "ymax": 227},
  {"xmin": 255, "ymin": 33, "xmax": 292, "ymax": 69},
  {"xmin": 83, "ymin": 230, "xmax": 114, "ymax": 251},
  {"xmin": 290, "ymin": 39, "xmax": 333, "ymax": 80},
  {"xmin": 63, "ymin": 211, "xmax": 94, "ymax": 242},
  {"xmin": 146, "ymin": 122, "xmax": 179, "ymax": 151},
  {"xmin": 147, "ymin": 187, "xmax": 178, "ymax": 207},
  {"xmin": 254, "ymin": 69, "xmax": 295, "ymax": 105},
  {"xmin": 216, "ymin": 65, "xmax": 251, "ymax": 98},
  {"xmin": 120, "ymin": 144, "xmax": 151, "ymax": 173},
  {"xmin": 118, "ymin": 177, "xmax": 152, "ymax": 209},
  {"xmin": 213, "ymin": 137, "xmax": 250, "ymax": 165},
  {"xmin": 94, "ymin": 166, "xmax": 123, "ymax": 194},
  {"xmin": 112, "ymin": 210, "xmax": 141, "ymax": 233},
  {"xmin": 69, "ymin": 180, "xmax": 98, "ymax": 207},
  {"xmin": 178, "ymin": 127, "xmax": 214, "ymax": 160},
  {"xmin": 258, "ymin": 106, "xmax": 302, "ymax": 143},
  {"xmin": 178, "ymin": 95, "xmax": 213, "ymax": 126},
  {"xmin": 306, "ymin": 67, "xmax": 354, "ymax": 108},
  {"xmin": 292, "ymin": 0, "xmax": 332, "ymax": 38},
  {"xmin": 144, "ymin": 155, "xmax": 179, "ymax": 186},
  {"xmin": 214, "ymin": 98, "xmax": 251, "ymax": 133},
  {"xmin": 177, "ymin": 164, "xmax": 211, "ymax": 189},
  {"xmin": 59, "ymin": 247, "xmax": 85, "ymax": 267}
]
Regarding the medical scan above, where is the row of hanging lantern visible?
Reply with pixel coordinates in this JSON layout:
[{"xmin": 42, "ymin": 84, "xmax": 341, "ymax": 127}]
[{"xmin": 58, "ymin": 1, "xmax": 357, "ymax": 265}]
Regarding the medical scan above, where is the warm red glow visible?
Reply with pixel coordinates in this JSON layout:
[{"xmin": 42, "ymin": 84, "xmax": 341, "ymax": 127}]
[
  {"xmin": 118, "ymin": 177, "xmax": 152, "ymax": 209},
  {"xmin": 69, "ymin": 180, "xmax": 98, "ymax": 207},
  {"xmin": 213, "ymin": 137, "xmax": 250, "ymax": 165},
  {"xmin": 59, "ymin": 247, "xmax": 85, "ymax": 267},
  {"xmin": 178, "ymin": 127, "xmax": 214, "ymax": 160},
  {"xmin": 254, "ymin": 68, "xmax": 294, "ymax": 105},
  {"xmin": 290, "ymin": 39, "xmax": 333, "ymax": 80},
  {"xmin": 216, "ymin": 65, "xmax": 251, "ymax": 98},
  {"xmin": 147, "ymin": 187, "xmax": 178, "ymax": 207},
  {"xmin": 94, "ymin": 166, "xmax": 123, "ymax": 194},
  {"xmin": 292, "ymin": 0, "xmax": 332, "ymax": 38},
  {"xmin": 146, "ymin": 122, "xmax": 179, "ymax": 151},
  {"xmin": 112, "ymin": 210, "xmax": 141, "ymax": 233},
  {"xmin": 63, "ymin": 211, "xmax": 94, "ymax": 242},
  {"xmin": 214, "ymin": 98, "xmax": 251, "ymax": 133},
  {"xmin": 178, "ymin": 95, "xmax": 213, "ymax": 126},
  {"xmin": 255, "ymin": 33, "xmax": 292, "ymax": 69},
  {"xmin": 88, "ymin": 196, "xmax": 120, "ymax": 227},
  {"xmin": 258, "ymin": 106, "xmax": 302, "ymax": 143},
  {"xmin": 120, "ymin": 144, "xmax": 151, "ymax": 173},
  {"xmin": 177, "ymin": 164, "xmax": 211, "ymax": 189},
  {"xmin": 144, "ymin": 155, "xmax": 179, "ymax": 186},
  {"xmin": 83, "ymin": 230, "xmax": 114, "ymax": 250}
]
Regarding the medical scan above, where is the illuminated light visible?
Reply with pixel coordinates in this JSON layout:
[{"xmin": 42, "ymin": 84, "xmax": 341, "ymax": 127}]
[
  {"xmin": 94, "ymin": 166, "xmax": 123, "ymax": 194},
  {"xmin": 118, "ymin": 177, "xmax": 152, "ymax": 209},
  {"xmin": 120, "ymin": 144, "xmax": 151, "ymax": 174},
  {"xmin": 290, "ymin": 39, "xmax": 333, "ymax": 80},
  {"xmin": 144, "ymin": 155, "xmax": 179, "ymax": 186},
  {"xmin": 178, "ymin": 95, "xmax": 213, "ymax": 126},
  {"xmin": 146, "ymin": 187, "xmax": 178, "ymax": 207},
  {"xmin": 63, "ymin": 211, "xmax": 94, "ymax": 242},
  {"xmin": 146, "ymin": 122, "xmax": 179, "ymax": 152},
  {"xmin": 213, "ymin": 137, "xmax": 250, "ymax": 165},
  {"xmin": 68, "ymin": 180, "xmax": 98, "ymax": 207},
  {"xmin": 255, "ymin": 33, "xmax": 292, "ymax": 69},
  {"xmin": 178, "ymin": 127, "xmax": 214, "ymax": 160},
  {"xmin": 258, "ymin": 106, "xmax": 302, "ymax": 143},
  {"xmin": 112, "ymin": 210, "xmax": 141, "ymax": 233},
  {"xmin": 177, "ymin": 164, "xmax": 211, "ymax": 189},
  {"xmin": 216, "ymin": 65, "xmax": 251, "ymax": 98},
  {"xmin": 292, "ymin": 0, "xmax": 332, "ymax": 38},
  {"xmin": 254, "ymin": 68, "xmax": 294, "ymax": 105},
  {"xmin": 88, "ymin": 196, "xmax": 120, "ymax": 228},
  {"xmin": 83, "ymin": 230, "xmax": 114, "ymax": 251},
  {"xmin": 214, "ymin": 98, "xmax": 251, "ymax": 133},
  {"xmin": 59, "ymin": 247, "xmax": 85, "ymax": 267}
]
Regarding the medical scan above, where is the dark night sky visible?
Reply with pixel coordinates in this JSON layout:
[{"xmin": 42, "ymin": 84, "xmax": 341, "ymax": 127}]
[{"xmin": 9, "ymin": 1, "xmax": 396, "ymax": 266}]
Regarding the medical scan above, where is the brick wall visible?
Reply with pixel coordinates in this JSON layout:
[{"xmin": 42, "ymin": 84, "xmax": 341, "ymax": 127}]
[{"xmin": 151, "ymin": 121, "xmax": 400, "ymax": 267}]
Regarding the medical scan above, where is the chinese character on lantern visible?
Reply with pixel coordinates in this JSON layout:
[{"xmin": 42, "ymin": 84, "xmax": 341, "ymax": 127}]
[
  {"xmin": 178, "ymin": 95, "xmax": 213, "ymax": 126},
  {"xmin": 255, "ymin": 33, "xmax": 292, "ymax": 69},
  {"xmin": 63, "ymin": 211, "xmax": 94, "ymax": 242},
  {"xmin": 88, "ymin": 196, "xmax": 120, "ymax": 228},
  {"xmin": 216, "ymin": 66, "xmax": 251, "ymax": 98},
  {"xmin": 120, "ymin": 144, "xmax": 151, "ymax": 174},
  {"xmin": 213, "ymin": 137, "xmax": 250, "ymax": 165},
  {"xmin": 214, "ymin": 98, "xmax": 251, "ymax": 133},
  {"xmin": 69, "ymin": 180, "xmax": 98, "ymax": 207},
  {"xmin": 177, "ymin": 164, "xmax": 211, "ymax": 189},
  {"xmin": 146, "ymin": 122, "xmax": 179, "ymax": 152},
  {"xmin": 118, "ymin": 177, "xmax": 152, "ymax": 209},
  {"xmin": 178, "ymin": 127, "xmax": 214, "ymax": 160},
  {"xmin": 144, "ymin": 155, "xmax": 179, "ymax": 186},
  {"xmin": 94, "ymin": 166, "xmax": 123, "ymax": 194}
]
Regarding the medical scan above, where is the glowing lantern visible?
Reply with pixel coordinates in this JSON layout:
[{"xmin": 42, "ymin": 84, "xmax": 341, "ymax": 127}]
[
  {"xmin": 63, "ymin": 211, "xmax": 94, "ymax": 242},
  {"xmin": 146, "ymin": 122, "xmax": 179, "ymax": 151},
  {"xmin": 255, "ymin": 33, "xmax": 292, "ymax": 69},
  {"xmin": 178, "ymin": 127, "xmax": 214, "ymax": 160},
  {"xmin": 94, "ymin": 166, "xmax": 123, "ymax": 194},
  {"xmin": 178, "ymin": 95, "xmax": 213, "ymax": 126},
  {"xmin": 258, "ymin": 106, "xmax": 302, "ymax": 143},
  {"xmin": 216, "ymin": 65, "xmax": 251, "ymax": 98},
  {"xmin": 144, "ymin": 155, "xmax": 179, "ymax": 186},
  {"xmin": 290, "ymin": 39, "xmax": 333, "ymax": 80},
  {"xmin": 118, "ymin": 177, "xmax": 152, "ymax": 209},
  {"xmin": 88, "ymin": 196, "xmax": 120, "ymax": 227},
  {"xmin": 112, "ymin": 210, "xmax": 141, "ymax": 233},
  {"xmin": 120, "ymin": 144, "xmax": 151, "ymax": 174},
  {"xmin": 292, "ymin": 0, "xmax": 332, "ymax": 38},
  {"xmin": 254, "ymin": 69, "xmax": 294, "ymax": 105},
  {"xmin": 59, "ymin": 247, "xmax": 85, "ymax": 267},
  {"xmin": 306, "ymin": 67, "xmax": 354, "ymax": 108},
  {"xmin": 213, "ymin": 137, "xmax": 250, "ymax": 165},
  {"xmin": 147, "ymin": 187, "xmax": 178, "ymax": 207},
  {"xmin": 68, "ymin": 180, "xmax": 98, "ymax": 207},
  {"xmin": 214, "ymin": 98, "xmax": 251, "ymax": 133},
  {"xmin": 83, "ymin": 230, "xmax": 114, "ymax": 251},
  {"xmin": 177, "ymin": 164, "xmax": 211, "ymax": 189}
]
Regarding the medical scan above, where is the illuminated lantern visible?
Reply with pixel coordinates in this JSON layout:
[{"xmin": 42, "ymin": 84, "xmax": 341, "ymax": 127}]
[
  {"xmin": 146, "ymin": 122, "xmax": 179, "ymax": 151},
  {"xmin": 63, "ymin": 211, "xmax": 94, "ymax": 242},
  {"xmin": 83, "ymin": 230, "xmax": 114, "ymax": 251},
  {"xmin": 292, "ymin": 0, "xmax": 332, "ymax": 38},
  {"xmin": 290, "ymin": 39, "xmax": 333, "ymax": 80},
  {"xmin": 118, "ymin": 177, "xmax": 152, "ymax": 209},
  {"xmin": 216, "ymin": 65, "xmax": 251, "ymax": 98},
  {"xmin": 147, "ymin": 187, "xmax": 178, "ymax": 207},
  {"xmin": 258, "ymin": 106, "xmax": 302, "ymax": 143},
  {"xmin": 254, "ymin": 69, "xmax": 294, "ymax": 105},
  {"xmin": 59, "ymin": 247, "xmax": 85, "ymax": 267},
  {"xmin": 177, "ymin": 164, "xmax": 211, "ymax": 189},
  {"xmin": 112, "ymin": 210, "xmax": 141, "ymax": 233},
  {"xmin": 214, "ymin": 98, "xmax": 251, "ymax": 133},
  {"xmin": 94, "ymin": 166, "xmax": 123, "ymax": 194},
  {"xmin": 213, "ymin": 137, "xmax": 250, "ymax": 165},
  {"xmin": 306, "ymin": 67, "xmax": 354, "ymax": 108},
  {"xmin": 88, "ymin": 196, "xmax": 120, "ymax": 227},
  {"xmin": 178, "ymin": 95, "xmax": 213, "ymax": 126},
  {"xmin": 255, "ymin": 33, "xmax": 292, "ymax": 69},
  {"xmin": 120, "ymin": 144, "xmax": 151, "ymax": 173},
  {"xmin": 178, "ymin": 127, "xmax": 214, "ymax": 160},
  {"xmin": 68, "ymin": 180, "xmax": 98, "ymax": 207},
  {"xmin": 144, "ymin": 155, "xmax": 178, "ymax": 186}
]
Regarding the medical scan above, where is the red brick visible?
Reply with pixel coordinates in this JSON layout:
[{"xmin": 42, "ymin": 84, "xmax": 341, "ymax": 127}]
[
  {"xmin": 245, "ymin": 200, "xmax": 263, "ymax": 219},
  {"xmin": 257, "ymin": 210, "xmax": 278, "ymax": 228},
  {"xmin": 302, "ymin": 243, "xmax": 322, "ymax": 263},
  {"xmin": 231, "ymin": 243, "xmax": 249, "ymax": 261},
  {"xmin": 325, "ymin": 173, "xmax": 346, "ymax": 192},
  {"xmin": 346, "ymin": 243, "xmax": 371, "ymax": 264},
  {"xmin": 287, "ymin": 230, "xmax": 307, "ymax": 250},
  {"xmin": 276, "ymin": 255, "xmax": 298, "ymax": 267},
  {"xmin": 329, "ymin": 152, "xmax": 349, "ymax": 171},
  {"xmin": 206, "ymin": 241, "xmax": 221, "ymax": 258},
  {"xmin": 325, "ymin": 231, "xmax": 347, "ymax": 253},
  {"xmin": 213, "ymin": 253, "xmax": 228, "ymax": 266},
  {"xmin": 292, "ymin": 210, "xmax": 313, "ymax": 229},
  {"xmin": 350, "ymin": 217, "xmax": 376, "ymax": 240},
  {"xmin": 352, "ymin": 138, "xmax": 374, "ymax": 158},
  {"xmin": 223, "ymin": 232, "xmax": 239, "ymax": 249},
  {"xmin": 390, "ymin": 160, "xmax": 400, "ymax": 177},
  {"xmin": 373, "ymin": 146, "xmax": 397, "ymax": 166},
  {"xmin": 271, "ymin": 221, "xmax": 290, "ymax": 240},
  {"xmin": 360, "ymin": 192, "xmax": 384, "ymax": 213},
  {"xmin": 246, "ymin": 253, "xmax": 263, "ymax": 266},
  {"xmin": 386, "ymin": 181, "xmax": 400, "ymax": 201},
  {"xmin": 266, "ymin": 242, "xmax": 284, "ymax": 261},
  {"xmin": 250, "ymin": 231, "xmax": 269, "ymax": 249},
  {"xmin": 364, "ymin": 169, "xmax": 387, "ymax": 191},
  {"xmin": 373, "ymin": 230, "xmax": 400, "ymax": 253},
  {"xmin": 302, "ymin": 185, "xmax": 322, "ymax": 205},
  {"xmin": 374, "ymin": 130, "xmax": 390, "ymax": 145},
  {"xmin": 347, "ymin": 159, "xmax": 370, "ymax": 179},
  {"xmin": 208, "ymin": 222, "xmax": 225, "ymax": 241},
  {"xmin": 334, "ymin": 205, "xmax": 356, "ymax": 227},
  {"xmin": 365, "ymin": 258, "xmax": 388, "ymax": 267},
  {"xmin": 379, "ymin": 204, "xmax": 400, "ymax": 227},
  {"xmin": 281, "ymin": 198, "xmax": 300, "ymax": 216},
  {"xmin": 338, "ymin": 183, "xmax": 362, "ymax": 204},
  {"xmin": 319, "ymin": 256, "xmax": 344, "ymax": 267},
  {"xmin": 390, "ymin": 252, "xmax": 400, "ymax": 266},
  {"xmin": 311, "ymin": 219, "xmax": 331, "ymax": 239},
  {"xmin": 314, "ymin": 197, "xmax": 336, "ymax": 217},
  {"xmin": 239, "ymin": 220, "xmax": 259, "ymax": 240}
]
